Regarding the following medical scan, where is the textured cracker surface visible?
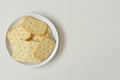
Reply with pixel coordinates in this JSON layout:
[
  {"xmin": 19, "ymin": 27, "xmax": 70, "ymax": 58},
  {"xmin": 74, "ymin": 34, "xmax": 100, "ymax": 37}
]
[
  {"xmin": 32, "ymin": 27, "xmax": 51, "ymax": 42},
  {"xmin": 12, "ymin": 40, "xmax": 41, "ymax": 64},
  {"xmin": 35, "ymin": 38, "xmax": 55, "ymax": 61},
  {"xmin": 7, "ymin": 25, "xmax": 31, "ymax": 45},
  {"xmin": 21, "ymin": 16, "xmax": 48, "ymax": 36}
]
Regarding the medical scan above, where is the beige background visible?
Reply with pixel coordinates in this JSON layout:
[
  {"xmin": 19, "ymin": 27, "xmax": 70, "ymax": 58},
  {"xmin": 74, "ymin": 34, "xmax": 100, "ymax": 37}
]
[{"xmin": 0, "ymin": 0, "xmax": 120, "ymax": 80}]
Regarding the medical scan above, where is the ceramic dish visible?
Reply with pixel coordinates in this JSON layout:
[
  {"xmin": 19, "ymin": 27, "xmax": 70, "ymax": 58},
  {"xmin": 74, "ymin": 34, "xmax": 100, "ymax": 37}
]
[{"xmin": 5, "ymin": 13, "xmax": 59, "ymax": 68}]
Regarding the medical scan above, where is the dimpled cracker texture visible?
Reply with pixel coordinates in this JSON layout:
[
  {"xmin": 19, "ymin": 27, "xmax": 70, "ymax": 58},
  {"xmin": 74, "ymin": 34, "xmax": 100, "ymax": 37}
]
[
  {"xmin": 12, "ymin": 40, "xmax": 41, "ymax": 64},
  {"xmin": 7, "ymin": 25, "xmax": 31, "ymax": 45},
  {"xmin": 35, "ymin": 37, "xmax": 55, "ymax": 61},
  {"xmin": 32, "ymin": 27, "xmax": 51, "ymax": 42},
  {"xmin": 21, "ymin": 16, "xmax": 48, "ymax": 36}
]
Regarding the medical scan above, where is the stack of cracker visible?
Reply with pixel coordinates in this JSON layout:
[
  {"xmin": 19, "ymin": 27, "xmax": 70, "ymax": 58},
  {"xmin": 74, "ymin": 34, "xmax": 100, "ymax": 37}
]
[{"xmin": 7, "ymin": 16, "xmax": 55, "ymax": 64}]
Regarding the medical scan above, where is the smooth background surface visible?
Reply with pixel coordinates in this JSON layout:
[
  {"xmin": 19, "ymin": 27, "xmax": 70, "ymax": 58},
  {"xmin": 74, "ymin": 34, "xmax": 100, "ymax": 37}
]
[{"xmin": 0, "ymin": 0, "xmax": 120, "ymax": 80}]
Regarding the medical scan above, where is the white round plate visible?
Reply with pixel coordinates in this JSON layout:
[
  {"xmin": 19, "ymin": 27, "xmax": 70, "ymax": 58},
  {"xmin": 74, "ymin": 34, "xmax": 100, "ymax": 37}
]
[{"xmin": 5, "ymin": 13, "xmax": 59, "ymax": 68}]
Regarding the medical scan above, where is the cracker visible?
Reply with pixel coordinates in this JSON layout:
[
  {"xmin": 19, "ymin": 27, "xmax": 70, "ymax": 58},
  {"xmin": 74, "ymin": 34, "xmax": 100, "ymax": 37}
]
[
  {"xmin": 44, "ymin": 27, "xmax": 51, "ymax": 37},
  {"xmin": 7, "ymin": 25, "xmax": 31, "ymax": 45},
  {"xmin": 35, "ymin": 38, "xmax": 55, "ymax": 61},
  {"xmin": 32, "ymin": 27, "xmax": 51, "ymax": 42},
  {"xmin": 12, "ymin": 40, "xmax": 41, "ymax": 64},
  {"xmin": 32, "ymin": 35, "xmax": 42, "ymax": 42},
  {"xmin": 21, "ymin": 16, "xmax": 48, "ymax": 36}
]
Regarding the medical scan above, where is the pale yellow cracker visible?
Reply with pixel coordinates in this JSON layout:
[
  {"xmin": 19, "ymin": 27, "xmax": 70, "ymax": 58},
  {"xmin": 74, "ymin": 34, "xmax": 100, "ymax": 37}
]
[
  {"xmin": 7, "ymin": 25, "xmax": 31, "ymax": 45},
  {"xmin": 35, "ymin": 38, "xmax": 55, "ymax": 61},
  {"xmin": 32, "ymin": 35, "xmax": 42, "ymax": 42},
  {"xmin": 12, "ymin": 40, "xmax": 41, "ymax": 64},
  {"xmin": 45, "ymin": 27, "xmax": 51, "ymax": 37},
  {"xmin": 32, "ymin": 27, "xmax": 51, "ymax": 42},
  {"xmin": 21, "ymin": 16, "xmax": 48, "ymax": 36}
]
